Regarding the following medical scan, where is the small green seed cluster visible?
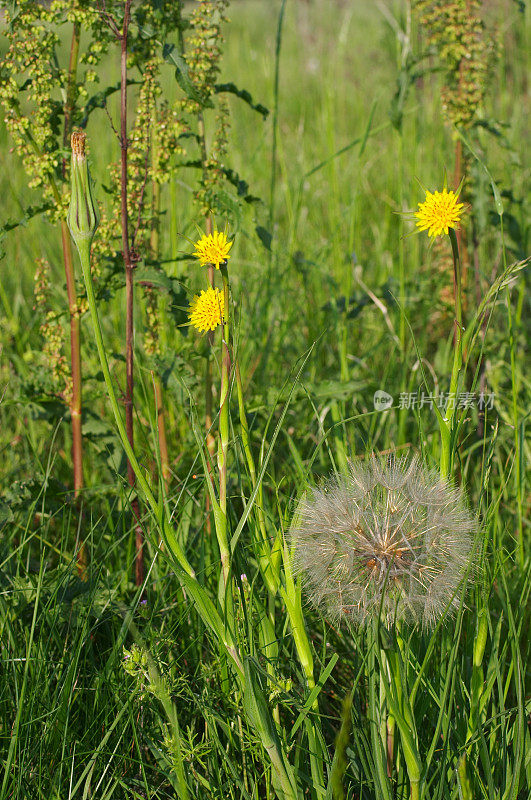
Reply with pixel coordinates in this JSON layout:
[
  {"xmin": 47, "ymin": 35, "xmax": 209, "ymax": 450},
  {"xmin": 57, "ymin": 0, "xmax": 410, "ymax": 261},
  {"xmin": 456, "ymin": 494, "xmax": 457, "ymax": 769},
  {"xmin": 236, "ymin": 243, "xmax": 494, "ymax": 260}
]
[
  {"xmin": 123, "ymin": 643, "xmax": 171, "ymax": 704},
  {"xmin": 0, "ymin": 2, "xmax": 60, "ymax": 211},
  {"xmin": 97, "ymin": 56, "xmax": 188, "ymax": 262},
  {"xmin": 33, "ymin": 258, "xmax": 71, "ymax": 402},
  {"xmin": 128, "ymin": 57, "xmax": 160, "ymax": 250},
  {"xmin": 144, "ymin": 288, "xmax": 162, "ymax": 358},
  {"xmin": 183, "ymin": 0, "xmax": 230, "ymax": 114},
  {"xmin": 183, "ymin": 1, "xmax": 233, "ymax": 219},
  {"xmin": 195, "ymin": 95, "xmax": 231, "ymax": 218},
  {"xmin": 0, "ymin": 1, "xmax": 105, "ymax": 222},
  {"xmin": 414, "ymin": 0, "xmax": 493, "ymax": 128},
  {"xmin": 153, "ymin": 101, "xmax": 188, "ymax": 186}
]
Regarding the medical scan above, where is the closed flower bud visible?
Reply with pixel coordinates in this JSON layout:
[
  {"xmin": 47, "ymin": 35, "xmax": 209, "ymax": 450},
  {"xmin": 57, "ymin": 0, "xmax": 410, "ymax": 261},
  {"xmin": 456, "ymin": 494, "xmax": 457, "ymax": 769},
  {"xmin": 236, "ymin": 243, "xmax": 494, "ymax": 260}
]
[{"xmin": 67, "ymin": 130, "xmax": 99, "ymax": 253}]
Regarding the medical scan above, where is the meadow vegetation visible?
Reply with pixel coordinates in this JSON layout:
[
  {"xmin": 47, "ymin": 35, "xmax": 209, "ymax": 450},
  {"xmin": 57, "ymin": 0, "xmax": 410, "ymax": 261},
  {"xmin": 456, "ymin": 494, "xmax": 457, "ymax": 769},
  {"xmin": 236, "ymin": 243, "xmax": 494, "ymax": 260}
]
[{"xmin": 0, "ymin": 1, "xmax": 529, "ymax": 798}]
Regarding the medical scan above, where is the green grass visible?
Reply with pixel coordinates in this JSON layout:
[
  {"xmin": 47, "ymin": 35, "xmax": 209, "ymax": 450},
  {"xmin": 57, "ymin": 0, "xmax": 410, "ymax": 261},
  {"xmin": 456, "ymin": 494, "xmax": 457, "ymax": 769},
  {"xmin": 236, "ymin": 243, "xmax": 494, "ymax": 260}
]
[{"xmin": 0, "ymin": 1, "xmax": 529, "ymax": 798}]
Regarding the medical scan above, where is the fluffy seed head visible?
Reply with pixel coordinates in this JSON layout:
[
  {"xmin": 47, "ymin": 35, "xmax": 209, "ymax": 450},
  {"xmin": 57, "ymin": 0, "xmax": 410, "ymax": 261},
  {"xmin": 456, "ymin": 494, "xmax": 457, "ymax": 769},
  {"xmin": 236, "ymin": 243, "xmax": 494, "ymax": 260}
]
[{"xmin": 290, "ymin": 456, "xmax": 475, "ymax": 628}]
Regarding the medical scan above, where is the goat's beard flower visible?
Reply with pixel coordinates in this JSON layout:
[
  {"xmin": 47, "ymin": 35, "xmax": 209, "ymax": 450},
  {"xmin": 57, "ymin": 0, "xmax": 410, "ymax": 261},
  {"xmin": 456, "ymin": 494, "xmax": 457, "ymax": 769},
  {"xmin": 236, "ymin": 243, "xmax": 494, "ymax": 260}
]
[
  {"xmin": 188, "ymin": 287, "xmax": 224, "ymax": 332},
  {"xmin": 290, "ymin": 456, "xmax": 475, "ymax": 629},
  {"xmin": 193, "ymin": 230, "xmax": 232, "ymax": 269},
  {"xmin": 415, "ymin": 187, "xmax": 464, "ymax": 238}
]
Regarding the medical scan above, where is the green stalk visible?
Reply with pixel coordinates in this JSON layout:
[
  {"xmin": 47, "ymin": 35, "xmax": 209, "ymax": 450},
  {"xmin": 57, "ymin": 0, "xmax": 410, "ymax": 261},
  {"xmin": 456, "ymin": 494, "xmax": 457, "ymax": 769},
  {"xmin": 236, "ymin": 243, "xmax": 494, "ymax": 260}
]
[
  {"xmin": 501, "ymin": 216, "xmax": 524, "ymax": 567},
  {"xmin": 378, "ymin": 625, "xmax": 422, "ymax": 800},
  {"xmin": 235, "ymin": 361, "xmax": 275, "ymax": 590},
  {"xmin": 439, "ymin": 227, "xmax": 463, "ymax": 478},
  {"xmin": 465, "ymin": 605, "xmax": 488, "ymax": 747},
  {"xmin": 368, "ymin": 621, "xmax": 393, "ymax": 800},
  {"xmin": 281, "ymin": 537, "xmax": 326, "ymax": 794},
  {"xmin": 76, "ymin": 243, "xmax": 165, "ymax": 543},
  {"xmin": 76, "ymin": 231, "xmax": 249, "ymax": 682},
  {"xmin": 217, "ymin": 266, "xmax": 232, "ymax": 603}
]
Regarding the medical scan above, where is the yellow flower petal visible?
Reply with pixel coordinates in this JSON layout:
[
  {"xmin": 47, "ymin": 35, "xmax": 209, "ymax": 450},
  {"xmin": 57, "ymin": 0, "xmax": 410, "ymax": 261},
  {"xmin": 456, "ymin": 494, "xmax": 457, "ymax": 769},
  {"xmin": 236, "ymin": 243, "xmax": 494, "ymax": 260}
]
[
  {"xmin": 188, "ymin": 287, "xmax": 224, "ymax": 332},
  {"xmin": 192, "ymin": 230, "xmax": 233, "ymax": 268},
  {"xmin": 415, "ymin": 188, "xmax": 465, "ymax": 238}
]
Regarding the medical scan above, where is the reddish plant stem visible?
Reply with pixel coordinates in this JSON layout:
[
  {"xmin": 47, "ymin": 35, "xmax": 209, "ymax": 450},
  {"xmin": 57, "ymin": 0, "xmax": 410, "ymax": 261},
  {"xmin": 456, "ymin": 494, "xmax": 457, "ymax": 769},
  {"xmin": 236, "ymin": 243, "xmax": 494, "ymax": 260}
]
[
  {"xmin": 61, "ymin": 224, "xmax": 83, "ymax": 491},
  {"xmin": 62, "ymin": 21, "xmax": 86, "ymax": 574},
  {"xmin": 149, "ymin": 137, "xmax": 171, "ymax": 492},
  {"xmin": 198, "ymin": 115, "xmax": 215, "ymax": 533},
  {"xmin": 119, "ymin": 0, "xmax": 144, "ymax": 587}
]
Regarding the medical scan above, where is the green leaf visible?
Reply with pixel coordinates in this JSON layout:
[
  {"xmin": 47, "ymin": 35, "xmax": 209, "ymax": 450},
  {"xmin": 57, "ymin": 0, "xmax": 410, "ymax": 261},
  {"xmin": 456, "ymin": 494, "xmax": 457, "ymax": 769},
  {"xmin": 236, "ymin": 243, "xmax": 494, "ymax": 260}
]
[
  {"xmin": 162, "ymin": 44, "xmax": 204, "ymax": 103},
  {"xmin": 290, "ymin": 654, "xmax": 338, "ymax": 737},
  {"xmin": 0, "ymin": 202, "xmax": 54, "ymax": 247},
  {"xmin": 215, "ymin": 82, "xmax": 269, "ymax": 118},
  {"xmin": 255, "ymin": 225, "xmax": 272, "ymax": 251}
]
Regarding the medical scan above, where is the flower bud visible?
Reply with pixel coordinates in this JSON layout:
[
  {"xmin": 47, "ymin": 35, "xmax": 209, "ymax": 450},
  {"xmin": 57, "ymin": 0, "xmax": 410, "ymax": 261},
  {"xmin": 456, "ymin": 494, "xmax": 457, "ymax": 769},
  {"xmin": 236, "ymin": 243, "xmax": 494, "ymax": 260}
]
[
  {"xmin": 473, "ymin": 607, "xmax": 488, "ymax": 667},
  {"xmin": 67, "ymin": 130, "xmax": 99, "ymax": 254}
]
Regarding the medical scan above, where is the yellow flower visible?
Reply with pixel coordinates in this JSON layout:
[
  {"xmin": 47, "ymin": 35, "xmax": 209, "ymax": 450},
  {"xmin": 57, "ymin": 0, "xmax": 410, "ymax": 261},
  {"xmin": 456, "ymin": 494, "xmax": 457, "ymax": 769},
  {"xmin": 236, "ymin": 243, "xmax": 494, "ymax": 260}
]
[
  {"xmin": 415, "ymin": 187, "xmax": 465, "ymax": 238},
  {"xmin": 193, "ymin": 230, "xmax": 232, "ymax": 269},
  {"xmin": 188, "ymin": 287, "xmax": 224, "ymax": 332}
]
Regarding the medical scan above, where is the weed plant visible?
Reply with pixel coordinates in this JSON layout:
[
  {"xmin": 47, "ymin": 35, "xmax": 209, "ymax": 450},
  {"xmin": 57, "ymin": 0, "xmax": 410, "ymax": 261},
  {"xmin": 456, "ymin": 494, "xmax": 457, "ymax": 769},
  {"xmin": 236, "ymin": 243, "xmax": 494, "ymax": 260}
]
[{"xmin": 0, "ymin": 1, "xmax": 529, "ymax": 799}]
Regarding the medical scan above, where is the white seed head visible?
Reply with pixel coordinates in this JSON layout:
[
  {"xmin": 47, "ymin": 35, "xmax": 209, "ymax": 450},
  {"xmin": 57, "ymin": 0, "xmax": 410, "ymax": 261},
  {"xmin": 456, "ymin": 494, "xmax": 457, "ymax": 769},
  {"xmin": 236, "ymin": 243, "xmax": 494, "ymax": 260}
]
[{"xmin": 290, "ymin": 455, "xmax": 475, "ymax": 628}]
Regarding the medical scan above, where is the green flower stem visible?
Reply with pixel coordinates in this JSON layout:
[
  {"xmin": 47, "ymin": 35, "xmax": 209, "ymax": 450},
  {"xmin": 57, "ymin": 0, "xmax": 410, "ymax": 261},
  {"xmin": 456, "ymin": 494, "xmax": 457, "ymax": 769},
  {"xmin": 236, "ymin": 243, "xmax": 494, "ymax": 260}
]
[
  {"xmin": 76, "ymin": 240, "xmax": 193, "ymax": 579},
  {"xmin": 235, "ymin": 361, "xmax": 277, "ymax": 589},
  {"xmin": 280, "ymin": 534, "xmax": 327, "ymax": 792},
  {"xmin": 77, "ymin": 237, "xmax": 248, "ymax": 683},
  {"xmin": 368, "ymin": 622, "xmax": 393, "ymax": 800},
  {"xmin": 500, "ymin": 214, "xmax": 524, "ymax": 568},
  {"xmin": 440, "ymin": 227, "xmax": 463, "ymax": 478},
  {"xmin": 378, "ymin": 627, "xmax": 422, "ymax": 800},
  {"xmin": 217, "ymin": 267, "xmax": 232, "ymax": 592},
  {"xmin": 466, "ymin": 605, "xmax": 488, "ymax": 747},
  {"xmin": 235, "ymin": 361, "xmax": 256, "ymax": 485}
]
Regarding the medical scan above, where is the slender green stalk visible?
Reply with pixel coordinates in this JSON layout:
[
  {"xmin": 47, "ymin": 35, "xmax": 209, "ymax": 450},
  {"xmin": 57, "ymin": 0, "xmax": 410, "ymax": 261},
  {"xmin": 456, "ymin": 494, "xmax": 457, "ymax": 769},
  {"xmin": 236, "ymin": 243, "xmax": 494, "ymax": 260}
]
[
  {"xmin": 368, "ymin": 622, "xmax": 393, "ymax": 800},
  {"xmin": 235, "ymin": 361, "xmax": 270, "ymax": 560},
  {"xmin": 501, "ymin": 215, "xmax": 524, "ymax": 567},
  {"xmin": 217, "ymin": 266, "xmax": 232, "ymax": 604},
  {"xmin": 269, "ymin": 0, "xmax": 287, "ymax": 234},
  {"xmin": 75, "ymin": 230, "xmax": 251, "ymax": 686},
  {"xmin": 378, "ymin": 625, "xmax": 421, "ymax": 800},
  {"xmin": 440, "ymin": 227, "xmax": 463, "ymax": 478},
  {"xmin": 466, "ymin": 605, "xmax": 488, "ymax": 747},
  {"xmin": 77, "ymin": 244, "xmax": 160, "ymax": 530}
]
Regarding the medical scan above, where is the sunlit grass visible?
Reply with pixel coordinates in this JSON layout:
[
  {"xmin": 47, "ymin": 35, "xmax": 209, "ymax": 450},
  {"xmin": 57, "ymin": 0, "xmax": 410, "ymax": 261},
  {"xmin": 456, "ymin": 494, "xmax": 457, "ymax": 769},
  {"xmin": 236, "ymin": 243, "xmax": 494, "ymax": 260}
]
[{"xmin": 0, "ymin": 1, "xmax": 529, "ymax": 798}]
